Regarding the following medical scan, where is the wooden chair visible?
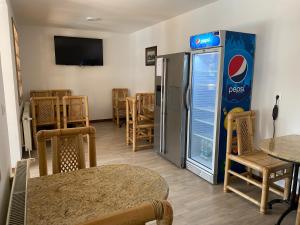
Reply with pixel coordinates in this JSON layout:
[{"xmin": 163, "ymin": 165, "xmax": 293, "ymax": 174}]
[
  {"xmin": 126, "ymin": 97, "xmax": 154, "ymax": 152},
  {"xmin": 224, "ymin": 111, "xmax": 292, "ymax": 214},
  {"xmin": 30, "ymin": 97, "xmax": 60, "ymax": 148},
  {"xmin": 63, "ymin": 96, "xmax": 89, "ymax": 128},
  {"xmin": 112, "ymin": 88, "xmax": 128, "ymax": 127},
  {"xmin": 79, "ymin": 200, "xmax": 173, "ymax": 225},
  {"xmin": 136, "ymin": 93, "xmax": 154, "ymax": 121},
  {"xmin": 36, "ymin": 126, "xmax": 96, "ymax": 176},
  {"xmin": 52, "ymin": 89, "xmax": 72, "ymax": 101},
  {"xmin": 30, "ymin": 90, "xmax": 52, "ymax": 97}
]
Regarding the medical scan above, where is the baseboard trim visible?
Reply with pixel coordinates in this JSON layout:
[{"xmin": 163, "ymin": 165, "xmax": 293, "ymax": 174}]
[{"xmin": 90, "ymin": 118, "xmax": 112, "ymax": 123}]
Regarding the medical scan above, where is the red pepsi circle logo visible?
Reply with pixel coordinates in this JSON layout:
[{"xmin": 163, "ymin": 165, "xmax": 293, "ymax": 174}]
[{"xmin": 228, "ymin": 55, "xmax": 248, "ymax": 83}]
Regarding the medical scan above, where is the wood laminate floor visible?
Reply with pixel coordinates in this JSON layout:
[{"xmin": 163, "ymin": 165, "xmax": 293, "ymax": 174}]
[{"xmin": 29, "ymin": 121, "xmax": 295, "ymax": 225}]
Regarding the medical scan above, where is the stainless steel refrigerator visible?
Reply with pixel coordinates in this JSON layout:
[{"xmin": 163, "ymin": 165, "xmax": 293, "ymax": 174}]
[{"xmin": 154, "ymin": 52, "xmax": 190, "ymax": 168}]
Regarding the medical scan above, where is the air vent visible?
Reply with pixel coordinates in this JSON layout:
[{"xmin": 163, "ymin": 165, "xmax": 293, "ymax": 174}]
[{"xmin": 6, "ymin": 160, "xmax": 29, "ymax": 225}]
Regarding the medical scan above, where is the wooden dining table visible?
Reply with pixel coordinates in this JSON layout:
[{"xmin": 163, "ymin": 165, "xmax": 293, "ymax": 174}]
[
  {"xmin": 259, "ymin": 135, "xmax": 300, "ymax": 225},
  {"xmin": 26, "ymin": 164, "xmax": 169, "ymax": 225}
]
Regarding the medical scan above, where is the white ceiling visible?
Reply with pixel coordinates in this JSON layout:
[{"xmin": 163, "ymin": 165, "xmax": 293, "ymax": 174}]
[{"xmin": 11, "ymin": 0, "xmax": 217, "ymax": 33}]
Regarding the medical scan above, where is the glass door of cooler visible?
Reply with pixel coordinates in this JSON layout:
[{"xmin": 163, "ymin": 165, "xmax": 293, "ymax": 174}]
[{"xmin": 187, "ymin": 49, "xmax": 221, "ymax": 172}]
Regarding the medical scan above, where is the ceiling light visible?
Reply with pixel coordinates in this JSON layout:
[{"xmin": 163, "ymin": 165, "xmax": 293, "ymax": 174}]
[{"xmin": 86, "ymin": 17, "xmax": 102, "ymax": 22}]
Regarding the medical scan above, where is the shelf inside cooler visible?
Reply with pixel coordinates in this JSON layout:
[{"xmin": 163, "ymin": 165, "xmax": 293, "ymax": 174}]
[
  {"xmin": 189, "ymin": 134, "xmax": 213, "ymax": 169},
  {"xmin": 191, "ymin": 120, "xmax": 215, "ymax": 140},
  {"xmin": 192, "ymin": 90, "xmax": 216, "ymax": 109},
  {"xmin": 193, "ymin": 70, "xmax": 218, "ymax": 75},
  {"xmin": 193, "ymin": 106, "xmax": 215, "ymax": 113},
  {"xmin": 194, "ymin": 119, "xmax": 214, "ymax": 126},
  {"xmin": 193, "ymin": 133, "xmax": 213, "ymax": 142},
  {"xmin": 192, "ymin": 84, "xmax": 216, "ymax": 90},
  {"xmin": 192, "ymin": 108, "xmax": 215, "ymax": 125}
]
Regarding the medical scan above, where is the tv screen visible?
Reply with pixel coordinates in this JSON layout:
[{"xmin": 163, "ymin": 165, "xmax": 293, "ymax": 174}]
[{"xmin": 54, "ymin": 36, "xmax": 103, "ymax": 66}]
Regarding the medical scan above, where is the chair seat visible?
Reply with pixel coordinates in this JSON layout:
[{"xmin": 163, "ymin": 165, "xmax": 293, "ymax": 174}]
[
  {"xmin": 229, "ymin": 150, "xmax": 291, "ymax": 172},
  {"xmin": 128, "ymin": 119, "xmax": 153, "ymax": 126},
  {"xmin": 67, "ymin": 119, "xmax": 88, "ymax": 123},
  {"xmin": 139, "ymin": 114, "xmax": 154, "ymax": 121},
  {"xmin": 37, "ymin": 122, "xmax": 57, "ymax": 127},
  {"xmin": 136, "ymin": 120, "xmax": 154, "ymax": 128}
]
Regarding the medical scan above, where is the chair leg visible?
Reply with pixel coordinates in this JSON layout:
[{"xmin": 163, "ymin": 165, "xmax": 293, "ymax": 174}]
[
  {"xmin": 33, "ymin": 126, "xmax": 37, "ymax": 150},
  {"xmin": 126, "ymin": 126, "xmax": 129, "ymax": 145},
  {"xmin": 283, "ymin": 172, "xmax": 292, "ymax": 200},
  {"xmin": 126, "ymin": 124, "xmax": 130, "ymax": 146},
  {"xmin": 148, "ymin": 128, "xmax": 152, "ymax": 143},
  {"xmin": 112, "ymin": 108, "xmax": 115, "ymax": 123},
  {"xmin": 116, "ymin": 110, "xmax": 120, "ymax": 127},
  {"xmin": 260, "ymin": 169, "xmax": 270, "ymax": 214},
  {"xmin": 132, "ymin": 125, "xmax": 137, "ymax": 152},
  {"xmin": 224, "ymin": 156, "xmax": 231, "ymax": 193},
  {"xmin": 247, "ymin": 168, "xmax": 253, "ymax": 185}
]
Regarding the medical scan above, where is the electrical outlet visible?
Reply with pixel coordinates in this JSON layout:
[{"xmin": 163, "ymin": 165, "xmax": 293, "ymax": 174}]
[{"xmin": 276, "ymin": 93, "xmax": 282, "ymax": 102}]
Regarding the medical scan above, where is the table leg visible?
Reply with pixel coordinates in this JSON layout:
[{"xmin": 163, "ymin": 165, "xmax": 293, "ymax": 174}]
[
  {"xmin": 276, "ymin": 179, "xmax": 300, "ymax": 225},
  {"xmin": 290, "ymin": 164, "xmax": 299, "ymax": 209},
  {"xmin": 268, "ymin": 199, "xmax": 289, "ymax": 209},
  {"xmin": 268, "ymin": 163, "xmax": 299, "ymax": 225},
  {"xmin": 276, "ymin": 207, "xmax": 295, "ymax": 225}
]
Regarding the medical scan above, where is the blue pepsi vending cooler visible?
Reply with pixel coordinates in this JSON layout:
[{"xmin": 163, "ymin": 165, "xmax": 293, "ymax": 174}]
[{"xmin": 186, "ymin": 30, "xmax": 256, "ymax": 184}]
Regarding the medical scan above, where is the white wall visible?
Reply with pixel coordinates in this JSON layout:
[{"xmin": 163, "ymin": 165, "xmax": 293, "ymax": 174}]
[
  {"xmin": 129, "ymin": 0, "xmax": 300, "ymax": 140},
  {"xmin": 19, "ymin": 0, "xmax": 300, "ymax": 140},
  {"xmin": 0, "ymin": 56, "xmax": 12, "ymax": 224},
  {"xmin": 19, "ymin": 25, "xmax": 132, "ymax": 120},
  {"xmin": 0, "ymin": 0, "xmax": 22, "ymax": 167}
]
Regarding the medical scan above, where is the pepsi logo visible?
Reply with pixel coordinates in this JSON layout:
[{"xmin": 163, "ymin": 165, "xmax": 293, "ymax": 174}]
[
  {"xmin": 228, "ymin": 55, "xmax": 248, "ymax": 83},
  {"xmin": 195, "ymin": 38, "xmax": 201, "ymax": 45}
]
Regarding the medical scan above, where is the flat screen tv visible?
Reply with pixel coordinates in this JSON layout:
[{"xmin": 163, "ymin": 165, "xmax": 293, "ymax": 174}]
[{"xmin": 54, "ymin": 36, "xmax": 103, "ymax": 66}]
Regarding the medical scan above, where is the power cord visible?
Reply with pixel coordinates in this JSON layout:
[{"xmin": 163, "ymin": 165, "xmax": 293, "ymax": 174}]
[
  {"xmin": 272, "ymin": 95, "xmax": 280, "ymax": 138},
  {"xmin": 272, "ymin": 120, "xmax": 276, "ymax": 139}
]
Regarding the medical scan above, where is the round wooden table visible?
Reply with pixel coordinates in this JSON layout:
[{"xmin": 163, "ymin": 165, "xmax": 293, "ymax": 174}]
[
  {"xmin": 260, "ymin": 135, "xmax": 300, "ymax": 225},
  {"xmin": 26, "ymin": 164, "xmax": 169, "ymax": 225}
]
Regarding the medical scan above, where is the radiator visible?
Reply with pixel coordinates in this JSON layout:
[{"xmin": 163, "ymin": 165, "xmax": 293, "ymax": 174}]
[
  {"xmin": 6, "ymin": 160, "xmax": 30, "ymax": 225},
  {"xmin": 22, "ymin": 102, "xmax": 32, "ymax": 153}
]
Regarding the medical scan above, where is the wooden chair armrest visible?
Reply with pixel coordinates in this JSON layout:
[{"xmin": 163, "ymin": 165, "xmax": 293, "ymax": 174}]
[{"xmin": 78, "ymin": 200, "xmax": 173, "ymax": 225}]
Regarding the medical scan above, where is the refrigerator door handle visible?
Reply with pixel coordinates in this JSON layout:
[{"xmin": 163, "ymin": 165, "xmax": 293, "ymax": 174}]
[
  {"xmin": 185, "ymin": 85, "xmax": 191, "ymax": 110},
  {"xmin": 160, "ymin": 58, "xmax": 167, "ymax": 154},
  {"xmin": 159, "ymin": 60, "xmax": 163, "ymax": 154}
]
